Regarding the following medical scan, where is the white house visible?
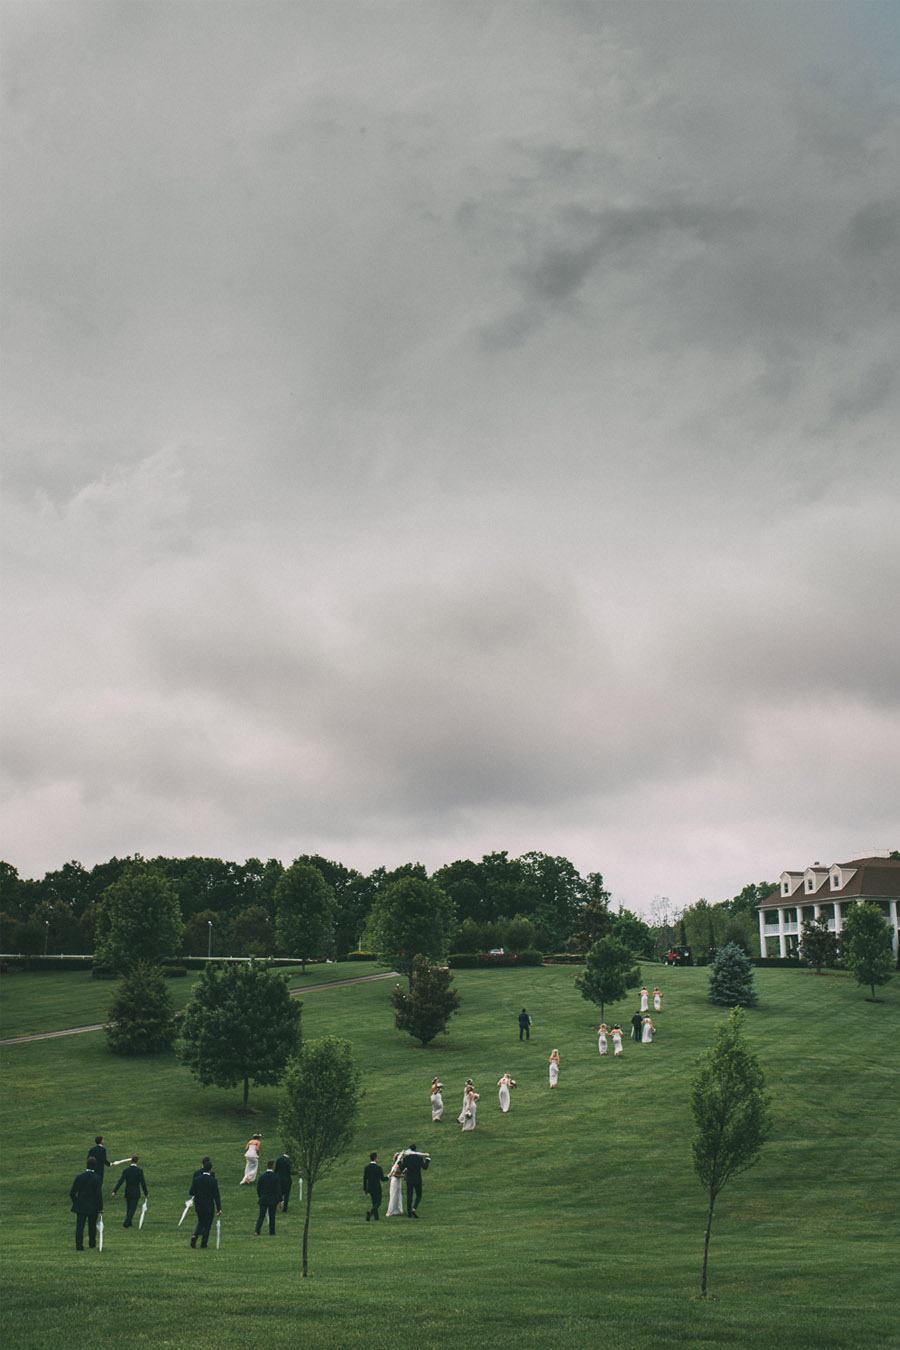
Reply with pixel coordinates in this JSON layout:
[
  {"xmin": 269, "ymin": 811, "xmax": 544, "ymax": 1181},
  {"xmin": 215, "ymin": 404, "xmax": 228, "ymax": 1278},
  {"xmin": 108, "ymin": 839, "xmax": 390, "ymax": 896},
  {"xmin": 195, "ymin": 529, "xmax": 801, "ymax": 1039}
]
[{"xmin": 757, "ymin": 856, "xmax": 900, "ymax": 959}]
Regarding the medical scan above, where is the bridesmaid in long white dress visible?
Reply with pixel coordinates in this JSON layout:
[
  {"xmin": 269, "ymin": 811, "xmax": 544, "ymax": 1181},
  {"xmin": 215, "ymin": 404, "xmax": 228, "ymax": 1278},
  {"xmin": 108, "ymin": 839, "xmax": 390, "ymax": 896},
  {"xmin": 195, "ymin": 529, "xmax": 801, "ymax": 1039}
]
[
  {"xmin": 641, "ymin": 1016, "xmax": 655, "ymax": 1044},
  {"xmin": 385, "ymin": 1153, "xmax": 404, "ymax": 1216},
  {"xmin": 611, "ymin": 1025, "xmax": 624, "ymax": 1056},
  {"xmin": 240, "ymin": 1135, "xmax": 261, "ymax": 1185},
  {"xmin": 460, "ymin": 1086, "xmax": 479, "ymax": 1131},
  {"xmin": 431, "ymin": 1078, "xmax": 444, "ymax": 1121},
  {"xmin": 497, "ymin": 1073, "xmax": 516, "ymax": 1112},
  {"xmin": 457, "ymin": 1079, "xmax": 474, "ymax": 1123},
  {"xmin": 597, "ymin": 1024, "xmax": 608, "ymax": 1055},
  {"xmin": 639, "ymin": 986, "xmax": 650, "ymax": 1012},
  {"xmin": 653, "ymin": 987, "xmax": 662, "ymax": 1012},
  {"xmin": 548, "ymin": 1049, "xmax": 560, "ymax": 1088}
]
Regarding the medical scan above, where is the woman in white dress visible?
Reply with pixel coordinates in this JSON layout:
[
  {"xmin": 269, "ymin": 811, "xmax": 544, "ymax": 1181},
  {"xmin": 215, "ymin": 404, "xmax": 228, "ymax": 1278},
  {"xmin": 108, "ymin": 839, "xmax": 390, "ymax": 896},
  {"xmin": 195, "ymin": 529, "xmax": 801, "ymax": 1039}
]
[
  {"xmin": 385, "ymin": 1153, "xmax": 404, "ymax": 1216},
  {"xmin": 497, "ymin": 1073, "xmax": 516, "ymax": 1112},
  {"xmin": 240, "ymin": 1135, "xmax": 261, "ymax": 1185},
  {"xmin": 641, "ymin": 1016, "xmax": 655, "ymax": 1044},
  {"xmin": 611, "ymin": 1025, "xmax": 624, "ymax": 1056},
  {"xmin": 653, "ymin": 987, "xmax": 662, "ymax": 1012},
  {"xmin": 457, "ymin": 1079, "xmax": 474, "ymax": 1123},
  {"xmin": 639, "ymin": 986, "xmax": 650, "ymax": 1012},
  {"xmin": 460, "ymin": 1086, "xmax": 479, "ymax": 1131},
  {"xmin": 548, "ymin": 1049, "xmax": 560, "ymax": 1088},
  {"xmin": 430, "ymin": 1078, "xmax": 444, "ymax": 1122},
  {"xmin": 597, "ymin": 1023, "xmax": 608, "ymax": 1055}
]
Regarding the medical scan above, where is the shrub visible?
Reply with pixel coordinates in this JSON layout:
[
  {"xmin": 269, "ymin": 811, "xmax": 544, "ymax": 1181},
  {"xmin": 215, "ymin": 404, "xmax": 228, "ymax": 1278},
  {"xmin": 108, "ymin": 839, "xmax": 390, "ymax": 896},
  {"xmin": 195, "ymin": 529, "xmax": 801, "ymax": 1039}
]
[
  {"xmin": 347, "ymin": 950, "xmax": 377, "ymax": 961},
  {"xmin": 448, "ymin": 953, "xmax": 481, "ymax": 968},
  {"xmin": 518, "ymin": 948, "xmax": 544, "ymax": 966},
  {"xmin": 106, "ymin": 962, "xmax": 177, "ymax": 1055}
]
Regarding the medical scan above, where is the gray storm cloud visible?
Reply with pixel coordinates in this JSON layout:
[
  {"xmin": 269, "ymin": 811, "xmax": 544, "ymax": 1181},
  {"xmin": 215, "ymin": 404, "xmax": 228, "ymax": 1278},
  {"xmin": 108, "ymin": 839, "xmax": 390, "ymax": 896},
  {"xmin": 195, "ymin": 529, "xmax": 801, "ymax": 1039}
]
[{"xmin": 2, "ymin": 1, "xmax": 898, "ymax": 907}]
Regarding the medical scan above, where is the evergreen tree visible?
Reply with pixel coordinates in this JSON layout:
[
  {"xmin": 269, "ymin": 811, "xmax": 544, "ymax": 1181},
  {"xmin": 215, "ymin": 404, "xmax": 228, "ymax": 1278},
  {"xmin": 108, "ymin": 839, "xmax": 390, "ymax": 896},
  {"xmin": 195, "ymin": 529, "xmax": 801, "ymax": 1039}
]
[
  {"xmin": 274, "ymin": 861, "xmax": 336, "ymax": 970},
  {"xmin": 575, "ymin": 936, "xmax": 641, "ymax": 1019},
  {"xmin": 390, "ymin": 954, "xmax": 461, "ymax": 1046},
  {"xmin": 94, "ymin": 864, "xmax": 183, "ymax": 973},
  {"xmin": 842, "ymin": 902, "xmax": 894, "ymax": 1001},
  {"xmin": 799, "ymin": 913, "xmax": 838, "ymax": 974},
  {"xmin": 280, "ymin": 1037, "xmax": 361, "ymax": 1276},
  {"xmin": 105, "ymin": 962, "xmax": 176, "ymax": 1055},
  {"xmin": 177, "ymin": 961, "xmax": 301, "ymax": 1106},
  {"xmin": 708, "ymin": 942, "xmax": 758, "ymax": 1006},
  {"xmin": 691, "ymin": 1007, "xmax": 772, "ymax": 1297}
]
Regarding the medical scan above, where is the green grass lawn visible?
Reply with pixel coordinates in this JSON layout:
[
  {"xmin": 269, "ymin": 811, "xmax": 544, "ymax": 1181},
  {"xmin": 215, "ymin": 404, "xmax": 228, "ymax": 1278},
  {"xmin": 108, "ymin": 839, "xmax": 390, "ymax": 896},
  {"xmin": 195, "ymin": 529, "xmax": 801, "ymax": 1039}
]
[
  {"xmin": 1, "ymin": 963, "xmax": 898, "ymax": 1349},
  {"xmin": 0, "ymin": 961, "xmax": 384, "ymax": 1039}
]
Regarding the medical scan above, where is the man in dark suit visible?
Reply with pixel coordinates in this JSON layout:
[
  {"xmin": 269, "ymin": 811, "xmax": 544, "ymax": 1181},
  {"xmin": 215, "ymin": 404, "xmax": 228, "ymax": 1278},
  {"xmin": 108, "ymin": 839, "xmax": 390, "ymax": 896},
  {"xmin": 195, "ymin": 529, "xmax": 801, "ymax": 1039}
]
[
  {"xmin": 87, "ymin": 1136, "xmax": 110, "ymax": 1188},
  {"xmin": 401, "ymin": 1145, "xmax": 429, "ymax": 1218},
  {"xmin": 273, "ymin": 1153, "xmax": 292, "ymax": 1213},
  {"xmin": 111, "ymin": 1155, "xmax": 148, "ymax": 1228},
  {"xmin": 362, "ymin": 1152, "xmax": 387, "ymax": 1222},
  {"xmin": 70, "ymin": 1158, "xmax": 103, "ymax": 1250},
  {"xmin": 188, "ymin": 1160, "xmax": 222, "ymax": 1249},
  {"xmin": 631, "ymin": 1011, "xmax": 643, "ymax": 1044},
  {"xmin": 518, "ymin": 1008, "xmax": 532, "ymax": 1040},
  {"xmin": 254, "ymin": 1161, "xmax": 282, "ymax": 1236}
]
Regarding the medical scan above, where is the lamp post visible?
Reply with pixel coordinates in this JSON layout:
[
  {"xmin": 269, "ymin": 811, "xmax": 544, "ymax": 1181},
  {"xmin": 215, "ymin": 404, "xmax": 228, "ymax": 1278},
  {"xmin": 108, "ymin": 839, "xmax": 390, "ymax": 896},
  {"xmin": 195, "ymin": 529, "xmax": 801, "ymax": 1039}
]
[
  {"xmin": 44, "ymin": 919, "xmax": 50, "ymax": 955},
  {"xmin": 207, "ymin": 920, "xmax": 213, "ymax": 959}
]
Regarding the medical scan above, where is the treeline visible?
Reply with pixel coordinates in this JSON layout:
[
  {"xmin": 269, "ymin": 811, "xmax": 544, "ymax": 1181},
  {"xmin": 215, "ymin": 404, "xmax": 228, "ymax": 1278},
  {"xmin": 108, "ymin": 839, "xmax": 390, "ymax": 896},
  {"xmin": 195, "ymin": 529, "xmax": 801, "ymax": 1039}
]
[
  {"xmin": 653, "ymin": 883, "xmax": 778, "ymax": 963},
  {"xmin": 0, "ymin": 851, "xmax": 656, "ymax": 960}
]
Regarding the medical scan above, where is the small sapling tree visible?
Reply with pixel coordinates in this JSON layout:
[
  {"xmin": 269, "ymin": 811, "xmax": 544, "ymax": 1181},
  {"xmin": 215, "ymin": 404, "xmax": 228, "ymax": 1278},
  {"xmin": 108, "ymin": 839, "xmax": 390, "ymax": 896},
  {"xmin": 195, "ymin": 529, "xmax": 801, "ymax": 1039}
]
[
  {"xmin": 279, "ymin": 1037, "xmax": 362, "ymax": 1276},
  {"xmin": 691, "ymin": 1007, "xmax": 772, "ymax": 1297},
  {"xmin": 575, "ymin": 936, "xmax": 641, "ymax": 1020}
]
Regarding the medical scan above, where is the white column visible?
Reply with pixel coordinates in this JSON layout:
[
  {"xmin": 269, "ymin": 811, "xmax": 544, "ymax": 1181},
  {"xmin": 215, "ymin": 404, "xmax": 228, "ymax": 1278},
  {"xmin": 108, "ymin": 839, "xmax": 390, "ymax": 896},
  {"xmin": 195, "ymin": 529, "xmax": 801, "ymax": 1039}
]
[
  {"xmin": 813, "ymin": 903, "xmax": 821, "ymax": 922},
  {"xmin": 890, "ymin": 901, "xmax": 898, "ymax": 956},
  {"xmin": 778, "ymin": 907, "xmax": 787, "ymax": 958},
  {"xmin": 758, "ymin": 908, "xmax": 767, "ymax": 958}
]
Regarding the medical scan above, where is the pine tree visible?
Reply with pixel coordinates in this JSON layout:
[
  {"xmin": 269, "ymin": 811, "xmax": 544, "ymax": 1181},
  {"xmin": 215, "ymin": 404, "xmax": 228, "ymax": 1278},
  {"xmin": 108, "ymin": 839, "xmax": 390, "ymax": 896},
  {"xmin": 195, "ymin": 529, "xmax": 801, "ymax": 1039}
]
[
  {"xmin": 708, "ymin": 941, "xmax": 758, "ymax": 1006},
  {"xmin": 390, "ymin": 954, "xmax": 461, "ymax": 1046},
  {"xmin": 105, "ymin": 962, "xmax": 176, "ymax": 1055}
]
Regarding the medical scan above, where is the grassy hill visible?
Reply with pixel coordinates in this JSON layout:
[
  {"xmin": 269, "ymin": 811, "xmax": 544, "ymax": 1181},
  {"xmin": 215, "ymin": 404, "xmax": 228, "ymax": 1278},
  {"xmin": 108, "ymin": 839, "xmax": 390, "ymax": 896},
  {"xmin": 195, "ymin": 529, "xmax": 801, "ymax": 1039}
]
[{"xmin": 1, "ymin": 962, "xmax": 898, "ymax": 1349}]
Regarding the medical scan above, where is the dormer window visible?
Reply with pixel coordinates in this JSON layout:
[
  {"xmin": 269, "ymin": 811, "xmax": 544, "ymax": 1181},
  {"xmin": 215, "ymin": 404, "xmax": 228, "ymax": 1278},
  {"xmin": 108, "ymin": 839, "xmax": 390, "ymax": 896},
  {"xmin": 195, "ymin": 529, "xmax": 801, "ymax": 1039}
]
[
  {"xmin": 831, "ymin": 873, "xmax": 841, "ymax": 889},
  {"xmin": 806, "ymin": 878, "xmax": 814, "ymax": 891},
  {"xmin": 782, "ymin": 881, "xmax": 790, "ymax": 896}
]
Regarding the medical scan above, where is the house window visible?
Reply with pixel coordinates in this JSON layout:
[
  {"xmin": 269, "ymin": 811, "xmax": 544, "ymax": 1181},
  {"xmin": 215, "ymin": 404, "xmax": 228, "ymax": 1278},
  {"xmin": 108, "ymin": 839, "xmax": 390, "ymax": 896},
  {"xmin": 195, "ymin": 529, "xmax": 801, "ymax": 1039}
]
[
  {"xmin": 782, "ymin": 881, "xmax": 790, "ymax": 895},
  {"xmin": 806, "ymin": 879, "xmax": 814, "ymax": 891},
  {"xmin": 831, "ymin": 873, "xmax": 841, "ymax": 889}
]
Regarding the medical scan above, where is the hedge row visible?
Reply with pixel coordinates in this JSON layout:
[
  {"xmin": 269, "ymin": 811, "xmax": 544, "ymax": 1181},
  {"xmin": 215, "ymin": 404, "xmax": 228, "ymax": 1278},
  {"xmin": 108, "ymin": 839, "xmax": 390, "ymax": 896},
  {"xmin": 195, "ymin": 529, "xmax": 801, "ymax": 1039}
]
[
  {"xmin": 542, "ymin": 953, "xmax": 586, "ymax": 965},
  {"xmin": 0, "ymin": 955, "xmax": 93, "ymax": 972},
  {"xmin": 752, "ymin": 957, "xmax": 806, "ymax": 968},
  {"xmin": 346, "ymin": 951, "xmax": 378, "ymax": 962},
  {"xmin": 448, "ymin": 950, "xmax": 543, "ymax": 969}
]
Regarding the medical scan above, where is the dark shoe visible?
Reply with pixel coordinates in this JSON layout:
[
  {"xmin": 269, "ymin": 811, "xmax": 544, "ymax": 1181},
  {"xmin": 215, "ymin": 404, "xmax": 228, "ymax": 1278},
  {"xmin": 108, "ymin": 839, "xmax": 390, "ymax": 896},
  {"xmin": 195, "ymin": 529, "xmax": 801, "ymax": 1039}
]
[
  {"xmin": 365, "ymin": 1210, "xmax": 371, "ymax": 1221},
  {"xmin": 190, "ymin": 1236, "xmax": 197, "ymax": 1248},
  {"xmin": 76, "ymin": 1246, "xmax": 84, "ymax": 1251}
]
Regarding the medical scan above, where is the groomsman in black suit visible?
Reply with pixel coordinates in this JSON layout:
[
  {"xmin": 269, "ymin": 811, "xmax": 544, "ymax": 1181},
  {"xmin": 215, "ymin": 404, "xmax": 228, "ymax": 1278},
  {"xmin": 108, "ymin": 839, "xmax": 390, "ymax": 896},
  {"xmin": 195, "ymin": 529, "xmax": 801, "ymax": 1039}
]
[
  {"xmin": 87, "ymin": 1136, "xmax": 110, "ymax": 1187},
  {"xmin": 111, "ymin": 1156, "xmax": 148, "ymax": 1227},
  {"xmin": 402, "ymin": 1145, "xmax": 429, "ymax": 1218},
  {"xmin": 188, "ymin": 1160, "xmax": 222, "ymax": 1249},
  {"xmin": 362, "ymin": 1152, "xmax": 387, "ymax": 1221},
  {"xmin": 631, "ymin": 1011, "xmax": 643, "ymax": 1044},
  {"xmin": 70, "ymin": 1158, "xmax": 103, "ymax": 1250},
  {"xmin": 273, "ymin": 1153, "xmax": 292, "ymax": 1213},
  {"xmin": 254, "ymin": 1162, "xmax": 282, "ymax": 1236}
]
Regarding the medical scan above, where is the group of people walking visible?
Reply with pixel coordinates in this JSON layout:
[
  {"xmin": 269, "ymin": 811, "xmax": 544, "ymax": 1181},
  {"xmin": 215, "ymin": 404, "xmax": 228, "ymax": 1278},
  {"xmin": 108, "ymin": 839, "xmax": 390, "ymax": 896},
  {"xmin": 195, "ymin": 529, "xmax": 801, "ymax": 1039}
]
[{"xmin": 362, "ymin": 1146, "xmax": 430, "ymax": 1220}]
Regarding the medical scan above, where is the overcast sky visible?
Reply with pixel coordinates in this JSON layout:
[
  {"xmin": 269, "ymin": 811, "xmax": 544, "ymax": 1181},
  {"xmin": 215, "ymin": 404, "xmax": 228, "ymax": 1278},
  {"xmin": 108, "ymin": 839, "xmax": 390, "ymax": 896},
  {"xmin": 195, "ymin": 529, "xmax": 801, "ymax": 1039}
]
[{"xmin": 2, "ymin": 1, "xmax": 899, "ymax": 913}]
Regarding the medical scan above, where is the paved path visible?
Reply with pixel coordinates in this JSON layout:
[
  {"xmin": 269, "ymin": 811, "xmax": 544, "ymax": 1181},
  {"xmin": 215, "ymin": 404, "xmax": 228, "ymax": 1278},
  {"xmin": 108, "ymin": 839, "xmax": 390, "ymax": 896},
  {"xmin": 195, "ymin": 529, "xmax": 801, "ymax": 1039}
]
[{"xmin": 0, "ymin": 970, "xmax": 401, "ymax": 1047}]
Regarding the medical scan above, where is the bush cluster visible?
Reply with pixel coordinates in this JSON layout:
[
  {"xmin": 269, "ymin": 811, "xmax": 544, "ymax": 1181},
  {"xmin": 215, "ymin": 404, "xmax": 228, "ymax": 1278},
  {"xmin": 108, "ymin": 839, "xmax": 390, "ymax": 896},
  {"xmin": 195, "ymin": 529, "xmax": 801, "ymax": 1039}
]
[
  {"xmin": 447, "ymin": 950, "xmax": 543, "ymax": 969},
  {"xmin": 346, "ymin": 950, "xmax": 377, "ymax": 961},
  {"xmin": 543, "ymin": 953, "xmax": 585, "ymax": 965}
]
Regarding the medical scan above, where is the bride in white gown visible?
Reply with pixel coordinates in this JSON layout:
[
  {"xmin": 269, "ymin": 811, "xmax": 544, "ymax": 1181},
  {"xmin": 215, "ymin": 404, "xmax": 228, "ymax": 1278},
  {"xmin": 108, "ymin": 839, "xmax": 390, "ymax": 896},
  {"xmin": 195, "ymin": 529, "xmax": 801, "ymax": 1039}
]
[
  {"xmin": 460, "ymin": 1086, "xmax": 479, "ymax": 1131},
  {"xmin": 385, "ymin": 1153, "xmax": 404, "ymax": 1216},
  {"xmin": 240, "ymin": 1135, "xmax": 261, "ymax": 1184}
]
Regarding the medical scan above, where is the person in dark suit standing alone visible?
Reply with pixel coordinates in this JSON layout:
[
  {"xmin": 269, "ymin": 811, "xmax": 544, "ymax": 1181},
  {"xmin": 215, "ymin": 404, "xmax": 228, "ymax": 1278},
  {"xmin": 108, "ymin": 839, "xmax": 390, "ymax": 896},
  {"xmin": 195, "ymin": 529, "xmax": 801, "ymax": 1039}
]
[
  {"xmin": 70, "ymin": 1157, "xmax": 104, "ymax": 1250},
  {"xmin": 254, "ymin": 1161, "xmax": 282, "ymax": 1236},
  {"xmin": 111, "ymin": 1156, "xmax": 148, "ymax": 1228},
  {"xmin": 188, "ymin": 1160, "xmax": 222, "ymax": 1249},
  {"xmin": 362, "ymin": 1152, "xmax": 387, "ymax": 1222},
  {"xmin": 402, "ymin": 1145, "xmax": 429, "ymax": 1218},
  {"xmin": 273, "ymin": 1153, "xmax": 292, "ymax": 1213},
  {"xmin": 518, "ymin": 1009, "xmax": 532, "ymax": 1041},
  {"xmin": 87, "ymin": 1136, "xmax": 110, "ymax": 1188}
]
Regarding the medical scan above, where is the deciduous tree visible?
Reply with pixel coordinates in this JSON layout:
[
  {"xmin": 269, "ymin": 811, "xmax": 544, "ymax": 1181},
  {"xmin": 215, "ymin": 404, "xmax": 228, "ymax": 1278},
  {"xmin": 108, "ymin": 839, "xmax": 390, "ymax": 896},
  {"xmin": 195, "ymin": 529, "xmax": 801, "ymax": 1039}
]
[
  {"xmin": 279, "ymin": 1037, "xmax": 361, "ymax": 1276},
  {"xmin": 799, "ymin": 913, "xmax": 838, "ymax": 974},
  {"xmin": 95, "ymin": 864, "xmax": 184, "ymax": 974},
  {"xmin": 177, "ymin": 962, "xmax": 301, "ymax": 1106},
  {"xmin": 274, "ymin": 862, "xmax": 335, "ymax": 970},
  {"xmin": 842, "ymin": 902, "xmax": 894, "ymax": 1001},
  {"xmin": 691, "ymin": 1008, "xmax": 772, "ymax": 1297},
  {"xmin": 363, "ymin": 876, "xmax": 456, "ymax": 983}
]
